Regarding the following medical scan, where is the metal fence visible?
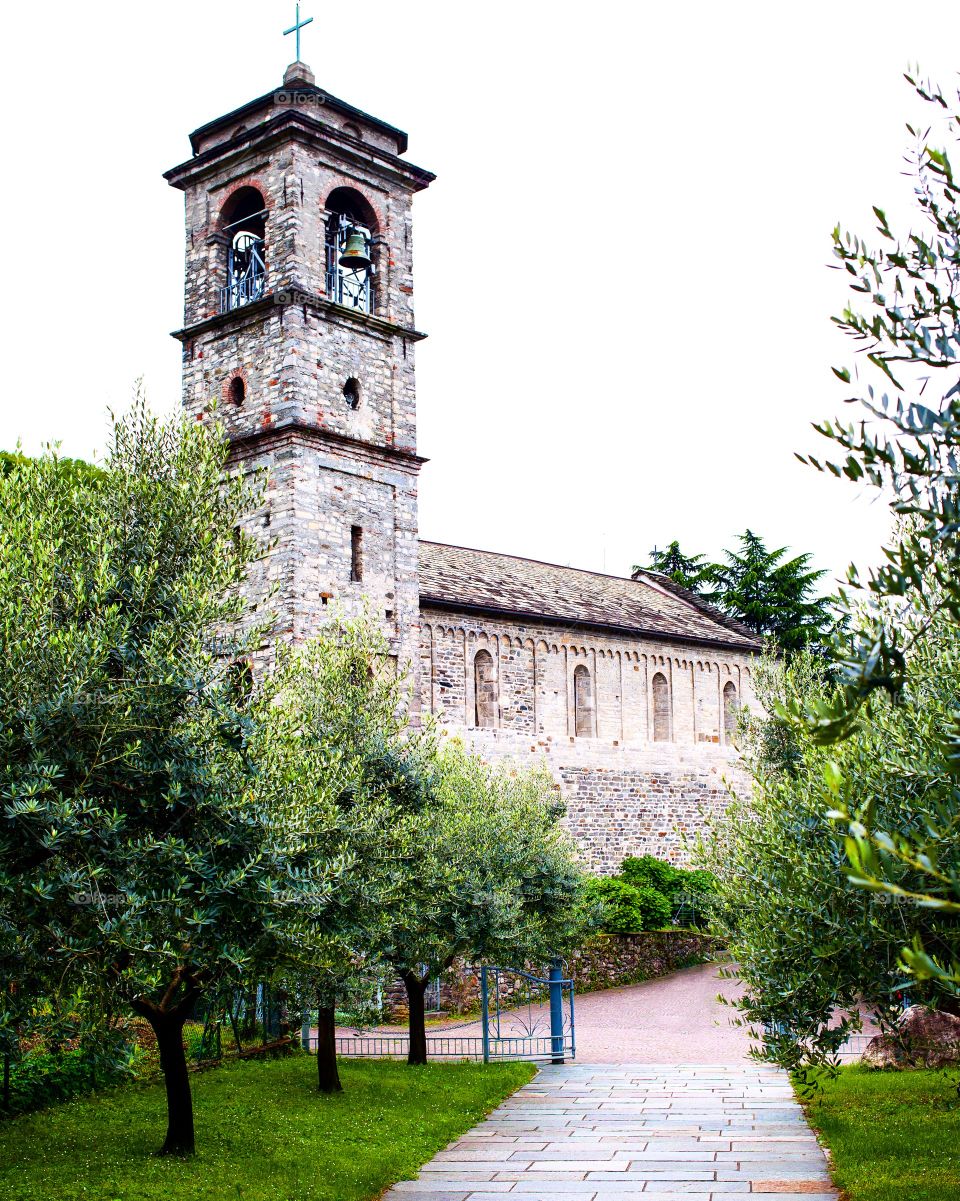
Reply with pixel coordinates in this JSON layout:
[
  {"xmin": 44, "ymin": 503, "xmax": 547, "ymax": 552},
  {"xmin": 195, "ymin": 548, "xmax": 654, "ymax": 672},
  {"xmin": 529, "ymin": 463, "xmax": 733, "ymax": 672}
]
[
  {"xmin": 309, "ymin": 1032, "xmax": 571, "ymax": 1062},
  {"xmin": 299, "ymin": 961, "xmax": 577, "ymax": 1064},
  {"xmin": 835, "ymin": 1034, "xmax": 873, "ymax": 1060},
  {"xmin": 334, "ymin": 1034, "xmax": 481, "ymax": 1060}
]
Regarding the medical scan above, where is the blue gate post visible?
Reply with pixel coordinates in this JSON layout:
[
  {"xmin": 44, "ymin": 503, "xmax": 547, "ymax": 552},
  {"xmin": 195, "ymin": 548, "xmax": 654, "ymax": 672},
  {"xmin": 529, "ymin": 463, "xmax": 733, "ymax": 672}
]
[
  {"xmin": 549, "ymin": 959, "xmax": 564, "ymax": 1064},
  {"xmin": 480, "ymin": 966, "xmax": 490, "ymax": 1064}
]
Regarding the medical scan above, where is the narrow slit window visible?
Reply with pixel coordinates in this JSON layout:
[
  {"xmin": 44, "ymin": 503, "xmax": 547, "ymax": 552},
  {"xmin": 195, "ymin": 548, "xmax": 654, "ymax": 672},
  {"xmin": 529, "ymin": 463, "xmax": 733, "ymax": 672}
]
[
  {"xmin": 652, "ymin": 672, "xmax": 671, "ymax": 742},
  {"xmin": 723, "ymin": 680, "xmax": 739, "ymax": 740},
  {"xmin": 573, "ymin": 665, "xmax": 594, "ymax": 738},
  {"xmin": 474, "ymin": 649, "xmax": 497, "ymax": 728},
  {"xmin": 350, "ymin": 525, "xmax": 363, "ymax": 582}
]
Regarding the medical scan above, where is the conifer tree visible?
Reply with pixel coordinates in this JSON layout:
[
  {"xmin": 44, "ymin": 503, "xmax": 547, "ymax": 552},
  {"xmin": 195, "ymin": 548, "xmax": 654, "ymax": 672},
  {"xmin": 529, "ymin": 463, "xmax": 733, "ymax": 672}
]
[
  {"xmin": 711, "ymin": 530, "xmax": 835, "ymax": 653},
  {"xmin": 639, "ymin": 532, "xmax": 836, "ymax": 653},
  {"xmin": 638, "ymin": 541, "xmax": 716, "ymax": 594}
]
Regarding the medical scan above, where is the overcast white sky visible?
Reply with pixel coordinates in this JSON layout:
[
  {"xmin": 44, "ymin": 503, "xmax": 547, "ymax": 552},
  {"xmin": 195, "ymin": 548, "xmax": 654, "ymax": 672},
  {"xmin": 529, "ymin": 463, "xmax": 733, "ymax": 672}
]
[{"xmin": 3, "ymin": 1, "xmax": 960, "ymax": 587}]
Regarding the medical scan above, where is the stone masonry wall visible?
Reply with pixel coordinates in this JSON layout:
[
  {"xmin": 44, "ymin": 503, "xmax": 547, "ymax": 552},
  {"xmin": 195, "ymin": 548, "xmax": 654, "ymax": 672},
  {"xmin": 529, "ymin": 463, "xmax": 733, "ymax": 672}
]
[
  {"xmin": 420, "ymin": 606, "xmax": 756, "ymax": 871},
  {"xmin": 168, "ymin": 74, "xmax": 431, "ymax": 682},
  {"xmin": 381, "ymin": 931, "xmax": 722, "ymax": 1019},
  {"xmin": 227, "ymin": 427, "xmax": 421, "ymax": 671}
]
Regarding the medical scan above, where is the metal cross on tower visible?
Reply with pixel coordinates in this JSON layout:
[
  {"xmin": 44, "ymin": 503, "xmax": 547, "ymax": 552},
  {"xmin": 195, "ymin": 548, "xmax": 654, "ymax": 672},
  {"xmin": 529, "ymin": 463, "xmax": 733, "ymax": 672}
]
[{"xmin": 283, "ymin": 3, "xmax": 314, "ymax": 62}]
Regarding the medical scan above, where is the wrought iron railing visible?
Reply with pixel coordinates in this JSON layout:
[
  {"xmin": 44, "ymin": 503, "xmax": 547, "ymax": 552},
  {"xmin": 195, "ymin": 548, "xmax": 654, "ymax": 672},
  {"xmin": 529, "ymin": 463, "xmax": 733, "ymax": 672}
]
[
  {"xmin": 481, "ymin": 962, "xmax": 575, "ymax": 1064},
  {"xmin": 220, "ymin": 260, "xmax": 266, "ymax": 313},
  {"xmin": 334, "ymin": 1034, "xmax": 481, "ymax": 1059},
  {"xmin": 299, "ymin": 961, "xmax": 576, "ymax": 1065}
]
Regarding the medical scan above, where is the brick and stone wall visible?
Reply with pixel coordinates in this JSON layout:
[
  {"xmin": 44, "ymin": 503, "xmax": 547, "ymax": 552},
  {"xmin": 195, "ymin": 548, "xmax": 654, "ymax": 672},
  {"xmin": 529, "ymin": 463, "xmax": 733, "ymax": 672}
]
[
  {"xmin": 565, "ymin": 931, "xmax": 723, "ymax": 994},
  {"xmin": 167, "ymin": 68, "xmax": 432, "ymax": 682},
  {"xmin": 420, "ymin": 608, "xmax": 755, "ymax": 871}
]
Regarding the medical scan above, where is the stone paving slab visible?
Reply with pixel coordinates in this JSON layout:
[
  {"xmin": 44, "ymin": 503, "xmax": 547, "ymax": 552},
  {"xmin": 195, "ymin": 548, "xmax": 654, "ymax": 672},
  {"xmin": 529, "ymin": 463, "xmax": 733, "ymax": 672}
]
[{"xmin": 381, "ymin": 1064, "xmax": 838, "ymax": 1201}]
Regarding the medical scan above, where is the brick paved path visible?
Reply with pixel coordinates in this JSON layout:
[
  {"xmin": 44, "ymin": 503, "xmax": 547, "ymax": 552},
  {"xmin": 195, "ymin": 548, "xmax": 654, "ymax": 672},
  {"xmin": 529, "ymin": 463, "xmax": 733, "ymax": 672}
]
[{"xmin": 384, "ymin": 1062, "xmax": 837, "ymax": 1201}]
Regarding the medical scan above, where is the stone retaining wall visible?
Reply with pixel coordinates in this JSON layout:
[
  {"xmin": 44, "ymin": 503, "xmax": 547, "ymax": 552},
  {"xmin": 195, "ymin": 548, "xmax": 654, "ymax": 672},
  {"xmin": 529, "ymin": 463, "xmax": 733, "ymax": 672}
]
[
  {"xmin": 565, "ymin": 930, "xmax": 722, "ymax": 993},
  {"xmin": 384, "ymin": 930, "xmax": 722, "ymax": 1019}
]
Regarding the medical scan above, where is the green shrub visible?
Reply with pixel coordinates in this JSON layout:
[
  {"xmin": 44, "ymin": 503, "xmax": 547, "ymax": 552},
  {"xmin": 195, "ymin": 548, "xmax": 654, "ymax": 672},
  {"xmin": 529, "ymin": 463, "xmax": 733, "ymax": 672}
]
[
  {"xmin": 583, "ymin": 877, "xmax": 671, "ymax": 933},
  {"xmin": 5, "ymin": 1041, "xmax": 136, "ymax": 1116},
  {"xmin": 631, "ymin": 884, "xmax": 673, "ymax": 931},
  {"xmin": 620, "ymin": 855, "xmax": 684, "ymax": 898},
  {"xmin": 619, "ymin": 857, "xmax": 719, "ymax": 928}
]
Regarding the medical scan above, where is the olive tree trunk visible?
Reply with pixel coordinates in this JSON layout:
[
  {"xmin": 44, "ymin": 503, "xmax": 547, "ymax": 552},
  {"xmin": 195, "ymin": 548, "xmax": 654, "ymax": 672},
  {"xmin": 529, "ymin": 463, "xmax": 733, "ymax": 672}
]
[
  {"xmin": 130, "ymin": 968, "xmax": 202, "ymax": 1156},
  {"xmin": 401, "ymin": 970, "xmax": 430, "ymax": 1066},
  {"xmin": 315, "ymin": 999, "xmax": 342, "ymax": 1093}
]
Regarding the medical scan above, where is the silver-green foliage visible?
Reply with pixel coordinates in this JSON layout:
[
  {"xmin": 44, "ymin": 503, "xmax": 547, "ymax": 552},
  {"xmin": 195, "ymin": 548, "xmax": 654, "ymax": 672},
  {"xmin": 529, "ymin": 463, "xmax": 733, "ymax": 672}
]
[
  {"xmin": 383, "ymin": 740, "xmax": 587, "ymax": 979},
  {"xmin": 786, "ymin": 71, "xmax": 960, "ymax": 1000},
  {"xmin": 254, "ymin": 613, "xmax": 437, "ymax": 1022},
  {"xmin": 0, "ymin": 399, "xmax": 356, "ymax": 1149},
  {"xmin": 701, "ymin": 641, "xmax": 960, "ymax": 1075}
]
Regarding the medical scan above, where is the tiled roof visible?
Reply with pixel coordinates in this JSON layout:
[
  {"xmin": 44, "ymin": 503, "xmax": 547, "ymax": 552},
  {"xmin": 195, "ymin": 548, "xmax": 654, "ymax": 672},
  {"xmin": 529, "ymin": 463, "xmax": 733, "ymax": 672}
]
[{"xmin": 418, "ymin": 541, "xmax": 762, "ymax": 652}]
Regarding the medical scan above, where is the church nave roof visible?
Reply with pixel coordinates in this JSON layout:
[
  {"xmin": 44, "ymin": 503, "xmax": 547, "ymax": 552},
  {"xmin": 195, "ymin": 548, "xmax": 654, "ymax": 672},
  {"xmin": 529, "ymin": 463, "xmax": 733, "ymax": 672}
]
[{"xmin": 417, "ymin": 541, "xmax": 762, "ymax": 653}]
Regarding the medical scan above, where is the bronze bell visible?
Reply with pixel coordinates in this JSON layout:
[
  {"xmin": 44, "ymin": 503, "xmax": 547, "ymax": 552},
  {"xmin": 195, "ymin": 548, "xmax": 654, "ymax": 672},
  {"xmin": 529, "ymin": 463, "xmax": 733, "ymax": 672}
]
[{"xmin": 339, "ymin": 229, "xmax": 371, "ymax": 271}]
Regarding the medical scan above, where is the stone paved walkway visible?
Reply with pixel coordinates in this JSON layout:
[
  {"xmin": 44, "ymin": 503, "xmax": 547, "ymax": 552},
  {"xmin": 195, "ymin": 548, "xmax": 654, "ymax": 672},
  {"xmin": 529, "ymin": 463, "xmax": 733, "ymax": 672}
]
[{"xmin": 384, "ymin": 1062, "xmax": 838, "ymax": 1201}]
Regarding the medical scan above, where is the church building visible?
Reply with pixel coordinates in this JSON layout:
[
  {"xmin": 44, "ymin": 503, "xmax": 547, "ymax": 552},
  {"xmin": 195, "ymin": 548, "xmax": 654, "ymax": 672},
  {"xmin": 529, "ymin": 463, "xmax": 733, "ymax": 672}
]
[{"xmin": 164, "ymin": 55, "xmax": 762, "ymax": 873}]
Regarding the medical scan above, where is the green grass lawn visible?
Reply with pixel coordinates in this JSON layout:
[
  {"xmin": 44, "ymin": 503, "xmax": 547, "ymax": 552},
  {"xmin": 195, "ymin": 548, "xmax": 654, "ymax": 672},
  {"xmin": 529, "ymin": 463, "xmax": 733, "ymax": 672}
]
[
  {"xmin": 807, "ymin": 1065, "xmax": 960, "ymax": 1201},
  {"xmin": 0, "ymin": 1054, "xmax": 534, "ymax": 1201}
]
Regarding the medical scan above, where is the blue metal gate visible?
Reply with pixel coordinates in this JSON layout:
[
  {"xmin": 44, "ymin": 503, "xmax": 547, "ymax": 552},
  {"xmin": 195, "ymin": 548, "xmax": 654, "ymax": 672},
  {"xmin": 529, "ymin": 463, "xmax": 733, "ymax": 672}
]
[{"xmin": 480, "ymin": 961, "xmax": 575, "ymax": 1063}]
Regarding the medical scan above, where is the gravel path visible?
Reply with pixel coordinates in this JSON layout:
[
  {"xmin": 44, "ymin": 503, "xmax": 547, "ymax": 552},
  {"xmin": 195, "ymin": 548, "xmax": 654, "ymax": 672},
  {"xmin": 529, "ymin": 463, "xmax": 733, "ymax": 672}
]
[{"xmin": 569, "ymin": 961, "xmax": 754, "ymax": 1063}]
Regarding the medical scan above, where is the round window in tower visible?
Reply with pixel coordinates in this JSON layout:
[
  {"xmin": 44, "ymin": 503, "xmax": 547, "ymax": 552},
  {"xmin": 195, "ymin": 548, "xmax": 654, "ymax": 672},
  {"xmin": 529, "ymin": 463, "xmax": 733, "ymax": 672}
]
[{"xmin": 343, "ymin": 378, "xmax": 361, "ymax": 410}]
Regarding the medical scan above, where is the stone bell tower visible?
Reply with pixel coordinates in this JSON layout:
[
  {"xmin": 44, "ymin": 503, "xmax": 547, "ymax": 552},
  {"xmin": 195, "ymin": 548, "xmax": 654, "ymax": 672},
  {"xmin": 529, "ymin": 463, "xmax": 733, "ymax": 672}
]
[{"xmin": 164, "ymin": 56, "xmax": 435, "ymax": 677}]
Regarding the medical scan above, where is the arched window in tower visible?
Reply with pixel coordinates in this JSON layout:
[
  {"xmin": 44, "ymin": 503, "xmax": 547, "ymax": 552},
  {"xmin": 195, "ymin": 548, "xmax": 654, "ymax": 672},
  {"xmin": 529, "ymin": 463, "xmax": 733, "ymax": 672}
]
[
  {"xmin": 229, "ymin": 376, "xmax": 245, "ymax": 406},
  {"xmin": 652, "ymin": 672, "xmax": 671, "ymax": 742},
  {"xmin": 474, "ymin": 649, "xmax": 497, "ymax": 728},
  {"xmin": 325, "ymin": 187, "xmax": 377, "ymax": 315},
  {"xmin": 219, "ymin": 187, "xmax": 266, "ymax": 313},
  {"xmin": 723, "ymin": 680, "xmax": 739, "ymax": 741},
  {"xmin": 573, "ymin": 665, "xmax": 595, "ymax": 738}
]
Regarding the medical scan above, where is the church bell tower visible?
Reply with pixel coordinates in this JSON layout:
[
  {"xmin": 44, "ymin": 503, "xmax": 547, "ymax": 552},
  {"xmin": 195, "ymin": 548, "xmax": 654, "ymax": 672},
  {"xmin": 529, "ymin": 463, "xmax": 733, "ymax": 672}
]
[{"xmin": 164, "ymin": 49, "xmax": 434, "ymax": 675}]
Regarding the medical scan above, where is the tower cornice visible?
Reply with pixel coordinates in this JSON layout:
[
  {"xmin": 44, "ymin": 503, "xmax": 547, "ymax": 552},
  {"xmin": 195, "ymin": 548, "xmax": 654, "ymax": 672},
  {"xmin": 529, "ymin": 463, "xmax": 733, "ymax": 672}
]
[
  {"xmin": 164, "ymin": 107, "xmax": 435, "ymax": 194},
  {"xmin": 170, "ymin": 288, "xmax": 428, "ymax": 345},
  {"xmin": 224, "ymin": 419, "xmax": 428, "ymax": 471},
  {"xmin": 188, "ymin": 80, "xmax": 410, "ymax": 156}
]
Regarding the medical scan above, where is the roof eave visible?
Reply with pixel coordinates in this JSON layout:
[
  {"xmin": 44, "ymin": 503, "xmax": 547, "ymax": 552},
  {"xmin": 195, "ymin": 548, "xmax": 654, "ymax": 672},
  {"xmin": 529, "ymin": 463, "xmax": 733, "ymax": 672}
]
[
  {"xmin": 418, "ymin": 595, "xmax": 762, "ymax": 655},
  {"xmin": 186, "ymin": 84, "xmax": 410, "ymax": 155}
]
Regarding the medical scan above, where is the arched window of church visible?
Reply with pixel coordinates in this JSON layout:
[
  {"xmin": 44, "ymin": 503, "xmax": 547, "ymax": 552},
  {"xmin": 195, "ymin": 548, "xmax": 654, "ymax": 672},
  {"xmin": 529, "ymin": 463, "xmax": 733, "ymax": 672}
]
[
  {"xmin": 219, "ymin": 186, "xmax": 267, "ymax": 314},
  {"xmin": 573, "ymin": 664, "xmax": 595, "ymax": 738},
  {"xmin": 325, "ymin": 187, "xmax": 377, "ymax": 315},
  {"xmin": 474, "ymin": 649, "xmax": 497, "ymax": 728},
  {"xmin": 723, "ymin": 680, "xmax": 739, "ymax": 740},
  {"xmin": 652, "ymin": 672, "xmax": 671, "ymax": 742}
]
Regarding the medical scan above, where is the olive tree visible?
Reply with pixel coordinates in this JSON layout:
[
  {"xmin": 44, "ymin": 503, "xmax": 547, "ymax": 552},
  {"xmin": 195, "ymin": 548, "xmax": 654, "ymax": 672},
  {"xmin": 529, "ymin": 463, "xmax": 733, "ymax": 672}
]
[
  {"xmin": 255, "ymin": 615, "xmax": 435, "ymax": 1093},
  {"xmin": 379, "ymin": 742, "xmax": 587, "ymax": 1065},
  {"xmin": 701, "ymin": 72, "xmax": 960, "ymax": 1080},
  {"xmin": 0, "ymin": 399, "xmax": 352, "ymax": 1153},
  {"xmin": 699, "ymin": 643, "xmax": 958, "ymax": 1074},
  {"xmin": 788, "ymin": 70, "xmax": 960, "ymax": 1002}
]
